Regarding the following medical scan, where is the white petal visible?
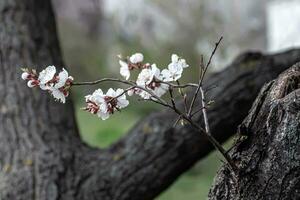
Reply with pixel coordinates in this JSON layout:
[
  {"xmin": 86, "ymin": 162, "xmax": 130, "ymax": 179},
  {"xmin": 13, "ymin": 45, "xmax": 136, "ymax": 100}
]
[
  {"xmin": 119, "ymin": 60, "xmax": 130, "ymax": 80},
  {"xmin": 136, "ymin": 66, "xmax": 157, "ymax": 86},
  {"xmin": 99, "ymin": 103, "xmax": 108, "ymax": 112},
  {"xmin": 173, "ymin": 73, "xmax": 182, "ymax": 81},
  {"xmin": 85, "ymin": 94, "xmax": 92, "ymax": 101},
  {"xmin": 39, "ymin": 84, "xmax": 51, "ymax": 90},
  {"xmin": 55, "ymin": 68, "xmax": 68, "ymax": 88},
  {"xmin": 106, "ymin": 88, "xmax": 116, "ymax": 97},
  {"xmin": 116, "ymin": 88, "xmax": 124, "ymax": 96},
  {"xmin": 50, "ymin": 88, "xmax": 66, "ymax": 103},
  {"xmin": 93, "ymin": 89, "xmax": 104, "ymax": 97},
  {"xmin": 139, "ymin": 91, "xmax": 151, "ymax": 99},
  {"xmin": 171, "ymin": 54, "xmax": 179, "ymax": 63},
  {"xmin": 38, "ymin": 65, "xmax": 56, "ymax": 84},
  {"xmin": 117, "ymin": 99, "xmax": 129, "ymax": 108},
  {"xmin": 151, "ymin": 64, "xmax": 161, "ymax": 78},
  {"xmin": 161, "ymin": 69, "xmax": 171, "ymax": 81},
  {"xmin": 90, "ymin": 89, "xmax": 105, "ymax": 104},
  {"xmin": 180, "ymin": 59, "xmax": 189, "ymax": 68},
  {"xmin": 97, "ymin": 111, "xmax": 110, "ymax": 120}
]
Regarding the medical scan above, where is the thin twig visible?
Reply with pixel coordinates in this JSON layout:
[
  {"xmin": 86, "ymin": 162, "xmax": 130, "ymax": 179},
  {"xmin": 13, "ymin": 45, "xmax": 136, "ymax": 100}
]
[
  {"xmin": 72, "ymin": 78, "xmax": 134, "ymax": 86},
  {"xmin": 187, "ymin": 56, "xmax": 204, "ymax": 117},
  {"xmin": 199, "ymin": 87, "xmax": 237, "ymax": 171},
  {"xmin": 169, "ymin": 87, "xmax": 177, "ymax": 109},
  {"xmin": 158, "ymin": 81, "xmax": 198, "ymax": 89},
  {"xmin": 107, "ymin": 86, "xmax": 136, "ymax": 103},
  {"xmin": 73, "ymin": 78, "xmax": 169, "ymax": 106},
  {"xmin": 176, "ymin": 80, "xmax": 188, "ymax": 113},
  {"xmin": 190, "ymin": 106, "xmax": 205, "ymax": 118},
  {"xmin": 173, "ymin": 116, "xmax": 182, "ymax": 127},
  {"xmin": 200, "ymin": 36, "xmax": 223, "ymax": 83}
]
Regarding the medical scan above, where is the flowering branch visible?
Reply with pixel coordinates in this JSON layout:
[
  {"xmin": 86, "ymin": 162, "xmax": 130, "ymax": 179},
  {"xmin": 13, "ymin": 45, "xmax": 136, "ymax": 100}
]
[{"xmin": 20, "ymin": 37, "xmax": 237, "ymax": 171}]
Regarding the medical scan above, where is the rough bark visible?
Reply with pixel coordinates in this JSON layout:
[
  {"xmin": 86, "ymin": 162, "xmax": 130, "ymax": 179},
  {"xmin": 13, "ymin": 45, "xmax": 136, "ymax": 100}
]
[
  {"xmin": 1, "ymin": 0, "xmax": 300, "ymax": 199},
  {"xmin": 208, "ymin": 64, "xmax": 300, "ymax": 200}
]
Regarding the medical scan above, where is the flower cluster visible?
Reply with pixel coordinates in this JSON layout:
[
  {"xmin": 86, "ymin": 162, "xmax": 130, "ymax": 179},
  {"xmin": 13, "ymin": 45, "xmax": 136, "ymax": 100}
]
[
  {"xmin": 21, "ymin": 53, "xmax": 189, "ymax": 120},
  {"xmin": 119, "ymin": 53, "xmax": 189, "ymax": 99},
  {"xmin": 84, "ymin": 88, "xmax": 129, "ymax": 120},
  {"xmin": 21, "ymin": 66, "xmax": 73, "ymax": 103}
]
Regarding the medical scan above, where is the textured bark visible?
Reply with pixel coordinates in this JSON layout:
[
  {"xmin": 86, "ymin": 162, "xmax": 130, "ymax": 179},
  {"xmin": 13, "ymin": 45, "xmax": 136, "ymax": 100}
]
[
  {"xmin": 208, "ymin": 64, "xmax": 300, "ymax": 200},
  {"xmin": 1, "ymin": 0, "xmax": 300, "ymax": 199}
]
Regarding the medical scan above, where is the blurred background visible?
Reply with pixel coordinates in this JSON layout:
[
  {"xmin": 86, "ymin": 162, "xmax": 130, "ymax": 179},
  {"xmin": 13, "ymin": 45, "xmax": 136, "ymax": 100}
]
[{"xmin": 51, "ymin": 0, "xmax": 300, "ymax": 199}]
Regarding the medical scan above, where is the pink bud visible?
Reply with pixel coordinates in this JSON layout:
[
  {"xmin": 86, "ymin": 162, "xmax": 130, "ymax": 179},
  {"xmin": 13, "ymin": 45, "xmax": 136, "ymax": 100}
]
[
  {"xmin": 27, "ymin": 80, "xmax": 35, "ymax": 88},
  {"xmin": 21, "ymin": 72, "xmax": 29, "ymax": 80},
  {"xmin": 27, "ymin": 80, "xmax": 39, "ymax": 88}
]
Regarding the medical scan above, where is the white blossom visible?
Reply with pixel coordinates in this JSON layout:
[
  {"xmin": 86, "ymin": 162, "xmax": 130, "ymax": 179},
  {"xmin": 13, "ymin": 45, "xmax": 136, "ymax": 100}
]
[
  {"xmin": 171, "ymin": 54, "xmax": 189, "ymax": 69},
  {"xmin": 161, "ymin": 64, "xmax": 183, "ymax": 81},
  {"xmin": 136, "ymin": 64, "xmax": 160, "ymax": 87},
  {"xmin": 119, "ymin": 60, "xmax": 130, "ymax": 80},
  {"xmin": 85, "ymin": 88, "xmax": 129, "ymax": 120},
  {"xmin": 21, "ymin": 66, "xmax": 73, "ymax": 103},
  {"xmin": 135, "ymin": 64, "xmax": 169, "ymax": 99},
  {"xmin": 106, "ymin": 88, "xmax": 129, "ymax": 109},
  {"xmin": 54, "ymin": 68, "xmax": 69, "ymax": 88},
  {"xmin": 161, "ymin": 54, "xmax": 189, "ymax": 82},
  {"xmin": 129, "ymin": 53, "xmax": 144, "ymax": 64},
  {"xmin": 38, "ymin": 65, "xmax": 56, "ymax": 84}
]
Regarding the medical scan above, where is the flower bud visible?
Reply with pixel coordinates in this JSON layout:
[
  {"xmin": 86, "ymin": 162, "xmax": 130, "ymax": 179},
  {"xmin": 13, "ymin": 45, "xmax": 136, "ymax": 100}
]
[
  {"xmin": 27, "ymin": 80, "xmax": 35, "ymax": 88},
  {"xmin": 21, "ymin": 72, "xmax": 30, "ymax": 80},
  {"xmin": 130, "ymin": 53, "xmax": 144, "ymax": 64},
  {"xmin": 27, "ymin": 80, "xmax": 39, "ymax": 88}
]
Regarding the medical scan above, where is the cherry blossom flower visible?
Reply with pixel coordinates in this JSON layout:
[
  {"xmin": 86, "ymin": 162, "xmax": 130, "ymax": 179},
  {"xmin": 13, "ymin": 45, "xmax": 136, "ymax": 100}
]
[
  {"xmin": 161, "ymin": 54, "xmax": 189, "ymax": 82},
  {"xmin": 84, "ymin": 88, "xmax": 129, "ymax": 120},
  {"xmin": 48, "ymin": 68, "xmax": 74, "ymax": 103},
  {"xmin": 38, "ymin": 65, "xmax": 56, "ymax": 85},
  {"xmin": 119, "ymin": 53, "xmax": 144, "ymax": 80},
  {"xmin": 21, "ymin": 66, "xmax": 73, "ymax": 103},
  {"xmin": 136, "ymin": 64, "xmax": 160, "ymax": 87},
  {"xmin": 119, "ymin": 60, "xmax": 130, "ymax": 80},
  {"xmin": 171, "ymin": 54, "xmax": 189, "ymax": 69},
  {"xmin": 129, "ymin": 53, "xmax": 144, "ymax": 64},
  {"xmin": 136, "ymin": 64, "xmax": 169, "ymax": 99}
]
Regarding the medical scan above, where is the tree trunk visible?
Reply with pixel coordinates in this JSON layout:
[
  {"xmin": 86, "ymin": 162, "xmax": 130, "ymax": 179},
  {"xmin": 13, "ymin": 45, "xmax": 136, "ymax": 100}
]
[
  {"xmin": 1, "ymin": 0, "xmax": 300, "ymax": 199},
  {"xmin": 208, "ymin": 64, "xmax": 300, "ymax": 200}
]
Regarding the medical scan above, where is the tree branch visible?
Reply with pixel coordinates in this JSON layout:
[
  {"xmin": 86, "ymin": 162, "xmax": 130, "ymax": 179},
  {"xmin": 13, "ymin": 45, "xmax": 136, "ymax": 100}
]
[{"xmin": 75, "ymin": 49, "xmax": 300, "ymax": 200}]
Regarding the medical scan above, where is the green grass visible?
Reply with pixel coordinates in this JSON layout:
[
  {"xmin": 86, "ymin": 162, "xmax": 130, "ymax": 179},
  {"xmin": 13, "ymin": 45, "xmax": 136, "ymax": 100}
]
[{"xmin": 76, "ymin": 108, "xmax": 139, "ymax": 147}]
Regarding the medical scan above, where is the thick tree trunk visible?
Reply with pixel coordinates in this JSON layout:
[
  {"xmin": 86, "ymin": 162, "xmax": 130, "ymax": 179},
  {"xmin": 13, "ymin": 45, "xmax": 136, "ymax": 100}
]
[
  {"xmin": 208, "ymin": 64, "xmax": 300, "ymax": 200},
  {"xmin": 1, "ymin": 0, "xmax": 300, "ymax": 199}
]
